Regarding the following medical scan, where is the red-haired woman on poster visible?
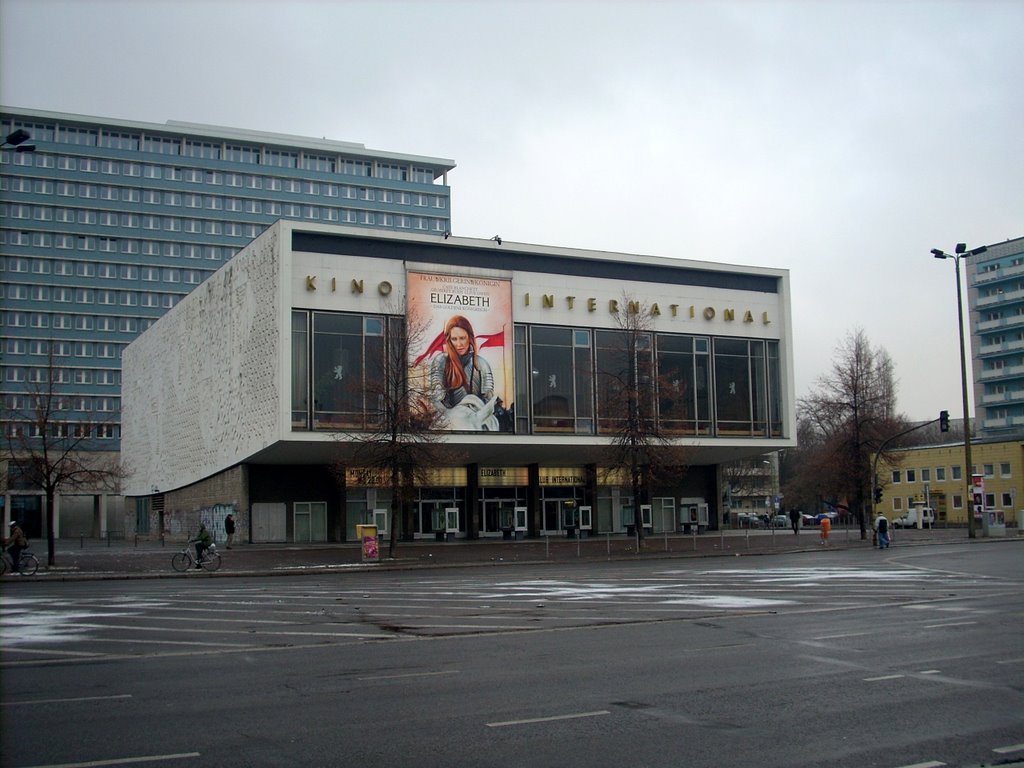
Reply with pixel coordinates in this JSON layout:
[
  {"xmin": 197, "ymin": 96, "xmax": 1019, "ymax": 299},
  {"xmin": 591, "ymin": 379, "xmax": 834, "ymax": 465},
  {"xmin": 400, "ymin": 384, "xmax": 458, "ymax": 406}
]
[{"xmin": 430, "ymin": 315, "xmax": 494, "ymax": 409}]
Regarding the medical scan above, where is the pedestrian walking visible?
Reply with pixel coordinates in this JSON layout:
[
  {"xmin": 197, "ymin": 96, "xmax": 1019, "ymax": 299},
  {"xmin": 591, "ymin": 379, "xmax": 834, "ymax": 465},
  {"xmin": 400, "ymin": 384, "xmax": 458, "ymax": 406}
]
[
  {"xmin": 875, "ymin": 513, "xmax": 890, "ymax": 549},
  {"xmin": 789, "ymin": 508, "xmax": 800, "ymax": 534},
  {"xmin": 224, "ymin": 513, "xmax": 235, "ymax": 549},
  {"xmin": 819, "ymin": 515, "xmax": 831, "ymax": 546}
]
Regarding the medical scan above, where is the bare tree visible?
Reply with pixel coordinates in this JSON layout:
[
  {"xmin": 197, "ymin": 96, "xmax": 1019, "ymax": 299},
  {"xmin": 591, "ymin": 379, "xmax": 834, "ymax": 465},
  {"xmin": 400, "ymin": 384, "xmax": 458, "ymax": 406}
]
[
  {"xmin": 1, "ymin": 348, "xmax": 125, "ymax": 566},
  {"xmin": 331, "ymin": 312, "xmax": 460, "ymax": 558},
  {"xmin": 797, "ymin": 329, "xmax": 907, "ymax": 537},
  {"xmin": 597, "ymin": 295, "xmax": 693, "ymax": 540}
]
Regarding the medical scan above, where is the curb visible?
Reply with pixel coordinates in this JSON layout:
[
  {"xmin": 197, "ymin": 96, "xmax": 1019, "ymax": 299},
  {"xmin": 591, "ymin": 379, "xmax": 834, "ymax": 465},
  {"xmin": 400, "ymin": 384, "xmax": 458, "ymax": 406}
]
[{"xmin": 3, "ymin": 535, "xmax": 1018, "ymax": 583}]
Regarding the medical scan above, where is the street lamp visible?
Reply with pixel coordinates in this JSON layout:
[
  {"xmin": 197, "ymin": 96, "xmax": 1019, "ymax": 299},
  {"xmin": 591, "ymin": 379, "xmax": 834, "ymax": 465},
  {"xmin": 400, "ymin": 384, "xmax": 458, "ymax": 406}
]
[
  {"xmin": 1, "ymin": 128, "xmax": 36, "ymax": 153},
  {"xmin": 932, "ymin": 242, "xmax": 987, "ymax": 538}
]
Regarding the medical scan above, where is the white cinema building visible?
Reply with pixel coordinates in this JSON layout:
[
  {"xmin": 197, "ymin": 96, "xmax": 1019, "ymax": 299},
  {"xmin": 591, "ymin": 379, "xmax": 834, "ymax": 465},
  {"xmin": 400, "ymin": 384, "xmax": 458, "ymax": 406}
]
[{"xmin": 121, "ymin": 221, "xmax": 795, "ymax": 543}]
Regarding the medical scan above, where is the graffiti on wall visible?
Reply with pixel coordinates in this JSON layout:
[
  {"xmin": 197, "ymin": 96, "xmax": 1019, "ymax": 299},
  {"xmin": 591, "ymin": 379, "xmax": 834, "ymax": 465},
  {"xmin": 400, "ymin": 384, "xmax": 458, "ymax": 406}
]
[
  {"xmin": 164, "ymin": 502, "xmax": 237, "ymax": 543},
  {"xmin": 200, "ymin": 503, "xmax": 238, "ymax": 544}
]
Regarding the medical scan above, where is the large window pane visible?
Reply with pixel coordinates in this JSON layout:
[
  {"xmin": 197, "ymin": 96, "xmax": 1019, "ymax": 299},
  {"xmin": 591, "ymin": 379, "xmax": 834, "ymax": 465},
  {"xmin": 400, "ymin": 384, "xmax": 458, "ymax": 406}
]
[
  {"xmin": 291, "ymin": 311, "xmax": 309, "ymax": 428},
  {"xmin": 528, "ymin": 326, "xmax": 592, "ymax": 434},
  {"xmin": 750, "ymin": 340, "xmax": 767, "ymax": 436},
  {"xmin": 312, "ymin": 312, "xmax": 380, "ymax": 430},
  {"xmin": 531, "ymin": 328, "xmax": 576, "ymax": 432},
  {"xmin": 595, "ymin": 329, "xmax": 653, "ymax": 435},
  {"xmin": 714, "ymin": 338, "xmax": 753, "ymax": 435},
  {"xmin": 767, "ymin": 341, "xmax": 783, "ymax": 437}
]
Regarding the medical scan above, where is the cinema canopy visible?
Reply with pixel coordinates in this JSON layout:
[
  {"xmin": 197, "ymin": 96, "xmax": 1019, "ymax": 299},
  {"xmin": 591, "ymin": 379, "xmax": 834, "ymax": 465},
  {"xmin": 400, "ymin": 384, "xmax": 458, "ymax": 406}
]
[{"xmin": 121, "ymin": 221, "xmax": 795, "ymax": 543}]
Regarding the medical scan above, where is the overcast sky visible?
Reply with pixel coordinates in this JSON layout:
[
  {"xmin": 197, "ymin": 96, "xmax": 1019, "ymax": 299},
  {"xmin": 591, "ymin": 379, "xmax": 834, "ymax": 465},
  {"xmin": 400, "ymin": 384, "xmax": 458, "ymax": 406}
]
[{"xmin": 2, "ymin": 0, "xmax": 1022, "ymax": 422}]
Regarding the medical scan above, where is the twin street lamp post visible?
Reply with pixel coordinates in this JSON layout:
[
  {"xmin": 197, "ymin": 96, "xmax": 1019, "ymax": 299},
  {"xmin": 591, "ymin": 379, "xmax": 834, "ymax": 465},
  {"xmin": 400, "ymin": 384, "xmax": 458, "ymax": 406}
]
[{"xmin": 932, "ymin": 242, "xmax": 987, "ymax": 539}]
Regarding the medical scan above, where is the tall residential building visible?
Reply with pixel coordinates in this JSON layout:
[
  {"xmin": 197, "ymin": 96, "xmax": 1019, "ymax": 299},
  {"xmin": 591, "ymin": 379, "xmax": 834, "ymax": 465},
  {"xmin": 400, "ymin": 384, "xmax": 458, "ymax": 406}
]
[
  {"xmin": 967, "ymin": 236, "xmax": 1024, "ymax": 435},
  {"xmin": 0, "ymin": 106, "xmax": 454, "ymax": 536}
]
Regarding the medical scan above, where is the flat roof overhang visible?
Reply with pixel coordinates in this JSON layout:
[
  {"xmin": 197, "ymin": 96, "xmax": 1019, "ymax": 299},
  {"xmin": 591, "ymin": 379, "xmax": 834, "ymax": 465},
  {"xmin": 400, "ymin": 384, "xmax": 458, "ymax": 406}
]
[{"xmin": 244, "ymin": 436, "xmax": 793, "ymax": 469}]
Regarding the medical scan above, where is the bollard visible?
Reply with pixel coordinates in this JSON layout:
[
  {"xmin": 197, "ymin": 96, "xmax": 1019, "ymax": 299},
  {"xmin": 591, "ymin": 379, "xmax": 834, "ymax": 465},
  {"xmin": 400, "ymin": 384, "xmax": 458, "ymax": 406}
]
[
  {"xmin": 80, "ymin": 534, "xmax": 84, "ymax": 549},
  {"xmin": 606, "ymin": 532, "xmax": 611, "ymax": 558}
]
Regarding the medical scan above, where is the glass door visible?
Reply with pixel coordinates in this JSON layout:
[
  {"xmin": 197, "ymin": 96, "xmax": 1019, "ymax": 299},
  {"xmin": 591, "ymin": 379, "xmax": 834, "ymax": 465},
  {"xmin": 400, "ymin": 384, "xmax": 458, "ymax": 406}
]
[{"xmin": 543, "ymin": 499, "xmax": 562, "ymax": 533}]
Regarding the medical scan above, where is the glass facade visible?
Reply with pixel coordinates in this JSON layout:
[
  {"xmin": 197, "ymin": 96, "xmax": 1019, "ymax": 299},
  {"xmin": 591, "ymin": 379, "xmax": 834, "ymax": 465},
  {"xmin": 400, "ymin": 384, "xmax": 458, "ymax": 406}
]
[
  {"xmin": 0, "ymin": 108, "xmax": 454, "ymax": 450},
  {"xmin": 292, "ymin": 311, "xmax": 785, "ymax": 439}
]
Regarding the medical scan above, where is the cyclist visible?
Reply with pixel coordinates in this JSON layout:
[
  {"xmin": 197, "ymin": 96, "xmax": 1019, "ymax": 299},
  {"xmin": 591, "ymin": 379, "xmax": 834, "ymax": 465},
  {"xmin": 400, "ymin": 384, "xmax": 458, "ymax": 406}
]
[
  {"xmin": 5, "ymin": 520, "xmax": 28, "ymax": 574},
  {"xmin": 191, "ymin": 522, "xmax": 213, "ymax": 569}
]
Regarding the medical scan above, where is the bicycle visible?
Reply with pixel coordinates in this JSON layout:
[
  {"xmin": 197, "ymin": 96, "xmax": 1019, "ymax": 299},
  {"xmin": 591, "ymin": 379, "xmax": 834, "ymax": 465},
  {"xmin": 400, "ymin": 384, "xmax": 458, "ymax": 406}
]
[
  {"xmin": 171, "ymin": 542, "xmax": 222, "ymax": 572},
  {"xmin": 1, "ymin": 547, "xmax": 39, "ymax": 576}
]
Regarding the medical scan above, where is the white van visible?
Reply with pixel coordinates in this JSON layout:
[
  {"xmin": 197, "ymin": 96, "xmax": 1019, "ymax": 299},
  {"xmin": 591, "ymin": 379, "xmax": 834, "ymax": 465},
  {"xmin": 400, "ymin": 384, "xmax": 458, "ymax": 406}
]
[{"xmin": 894, "ymin": 506, "xmax": 936, "ymax": 529}]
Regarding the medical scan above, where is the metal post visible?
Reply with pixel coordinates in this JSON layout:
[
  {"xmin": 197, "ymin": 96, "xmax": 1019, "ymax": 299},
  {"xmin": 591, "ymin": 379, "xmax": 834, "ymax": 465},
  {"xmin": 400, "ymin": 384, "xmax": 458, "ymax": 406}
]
[{"xmin": 954, "ymin": 254, "xmax": 976, "ymax": 539}]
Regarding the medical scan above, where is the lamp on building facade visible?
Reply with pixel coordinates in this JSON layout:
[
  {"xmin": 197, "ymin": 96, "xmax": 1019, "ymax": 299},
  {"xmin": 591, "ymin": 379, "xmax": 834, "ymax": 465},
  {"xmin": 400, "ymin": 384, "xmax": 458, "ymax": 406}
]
[
  {"xmin": 932, "ymin": 242, "xmax": 988, "ymax": 538},
  {"xmin": 2, "ymin": 128, "xmax": 36, "ymax": 153}
]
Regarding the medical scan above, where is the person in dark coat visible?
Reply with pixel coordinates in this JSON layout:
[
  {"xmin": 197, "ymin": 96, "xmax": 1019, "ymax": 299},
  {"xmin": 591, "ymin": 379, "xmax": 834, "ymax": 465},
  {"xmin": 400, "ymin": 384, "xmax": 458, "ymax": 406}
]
[{"xmin": 224, "ymin": 514, "xmax": 236, "ymax": 549}]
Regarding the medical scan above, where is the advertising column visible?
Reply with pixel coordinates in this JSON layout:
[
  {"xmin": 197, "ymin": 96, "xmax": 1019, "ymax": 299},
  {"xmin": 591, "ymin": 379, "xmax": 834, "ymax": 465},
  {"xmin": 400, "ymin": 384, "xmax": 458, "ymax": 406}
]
[{"xmin": 971, "ymin": 473, "xmax": 986, "ymax": 532}]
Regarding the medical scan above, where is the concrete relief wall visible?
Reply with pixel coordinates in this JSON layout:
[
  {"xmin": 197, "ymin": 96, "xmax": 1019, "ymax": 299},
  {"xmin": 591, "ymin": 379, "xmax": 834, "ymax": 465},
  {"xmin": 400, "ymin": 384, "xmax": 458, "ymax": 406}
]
[{"xmin": 123, "ymin": 227, "xmax": 281, "ymax": 495}]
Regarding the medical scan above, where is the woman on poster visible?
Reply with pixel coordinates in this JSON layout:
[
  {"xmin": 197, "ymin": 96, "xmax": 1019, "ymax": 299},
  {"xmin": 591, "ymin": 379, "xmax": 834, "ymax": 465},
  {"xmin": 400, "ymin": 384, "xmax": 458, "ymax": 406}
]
[{"xmin": 430, "ymin": 315, "xmax": 495, "ymax": 409}]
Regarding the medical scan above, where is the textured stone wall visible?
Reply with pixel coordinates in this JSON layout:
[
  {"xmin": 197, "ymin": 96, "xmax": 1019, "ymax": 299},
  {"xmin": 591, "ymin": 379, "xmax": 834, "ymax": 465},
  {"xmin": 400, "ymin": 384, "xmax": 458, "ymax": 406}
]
[
  {"xmin": 123, "ymin": 226, "xmax": 282, "ymax": 496},
  {"xmin": 158, "ymin": 465, "xmax": 249, "ymax": 543}
]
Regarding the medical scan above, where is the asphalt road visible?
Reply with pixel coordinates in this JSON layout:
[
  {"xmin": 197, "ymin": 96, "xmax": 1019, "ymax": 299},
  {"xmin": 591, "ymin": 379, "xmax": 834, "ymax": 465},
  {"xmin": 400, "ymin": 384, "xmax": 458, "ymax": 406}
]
[{"xmin": 2, "ymin": 542, "xmax": 1022, "ymax": 768}]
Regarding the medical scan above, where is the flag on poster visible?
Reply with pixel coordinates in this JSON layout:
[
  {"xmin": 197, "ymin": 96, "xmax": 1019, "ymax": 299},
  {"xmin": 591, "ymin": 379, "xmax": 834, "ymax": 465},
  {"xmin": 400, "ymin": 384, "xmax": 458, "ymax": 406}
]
[{"xmin": 407, "ymin": 272, "xmax": 514, "ymax": 432}]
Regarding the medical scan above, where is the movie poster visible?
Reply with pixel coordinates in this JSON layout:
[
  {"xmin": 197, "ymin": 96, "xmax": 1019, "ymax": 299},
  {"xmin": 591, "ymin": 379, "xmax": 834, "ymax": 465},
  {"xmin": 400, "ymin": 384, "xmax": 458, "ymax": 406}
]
[{"xmin": 407, "ymin": 272, "xmax": 514, "ymax": 432}]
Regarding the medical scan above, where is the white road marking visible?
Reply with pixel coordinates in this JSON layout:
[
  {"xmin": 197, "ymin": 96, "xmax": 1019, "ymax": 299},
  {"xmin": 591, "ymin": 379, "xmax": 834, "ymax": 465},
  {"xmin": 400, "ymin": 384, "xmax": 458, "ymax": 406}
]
[
  {"xmin": 1, "ymin": 647, "xmax": 105, "ymax": 657},
  {"xmin": 34, "ymin": 622, "xmax": 387, "ymax": 639},
  {"xmin": 993, "ymin": 743, "xmax": 1024, "ymax": 754},
  {"xmin": 921, "ymin": 621, "xmax": 977, "ymax": 629},
  {"xmin": 892, "ymin": 762, "xmax": 945, "ymax": 768},
  {"xmin": 359, "ymin": 670, "xmax": 458, "ymax": 681},
  {"xmin": 864, "ymin": 674, "xmax": 905, "ymax": 681},
  {"xmin": 918, "ymin": 670, "xmax": 941, "ymax": 675},
  {"xmin": 487, "ymin": 710, "xmax": 610, "ymax": 727},
  {"xmin": 1, "ymin": 693, "xmax": 132, "ymax": 707},
  {"xmin": 996, "ymin": 657, "xmax": 1024, "ymax": 665},
  {"xmin": 16, "ymin": 753, "xmax": 200, "ymax": 768}
]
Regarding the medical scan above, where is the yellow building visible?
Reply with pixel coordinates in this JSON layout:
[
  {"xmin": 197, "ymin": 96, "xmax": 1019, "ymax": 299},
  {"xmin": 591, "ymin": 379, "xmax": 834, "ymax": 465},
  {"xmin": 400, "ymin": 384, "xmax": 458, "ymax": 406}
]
[{"xmin": 876, "ymin": 438, "xmax": 1024, "ymax": 526}]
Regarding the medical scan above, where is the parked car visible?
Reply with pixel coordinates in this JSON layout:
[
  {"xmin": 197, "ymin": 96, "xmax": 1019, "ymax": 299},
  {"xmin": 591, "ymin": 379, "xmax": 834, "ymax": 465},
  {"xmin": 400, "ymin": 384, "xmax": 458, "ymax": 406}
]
[
  {"xmin": 815, "ymin": 511, "xmax": 839, "ymax": 524},
  {"xmin": 771, "ymin": 514, "xmax": 790, "ymax": 528},
  {"xmin": 801, "ymin": 514, "xmax": 818, "ymax": 527},
  {"xmin": 734, "ymin": 512, "xmax": 766, "ymax": 528}
]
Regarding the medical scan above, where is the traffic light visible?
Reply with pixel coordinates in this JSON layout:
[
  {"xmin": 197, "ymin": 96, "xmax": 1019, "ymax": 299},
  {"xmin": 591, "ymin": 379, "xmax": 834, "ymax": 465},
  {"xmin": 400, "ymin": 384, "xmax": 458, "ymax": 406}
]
[
  {"xmin": 940, "ymin": 410, "xmax": 949, "ymax": 432},
  {"xmin": 873, "ymin": 486, "xmax": 883, "ymax": 504}
]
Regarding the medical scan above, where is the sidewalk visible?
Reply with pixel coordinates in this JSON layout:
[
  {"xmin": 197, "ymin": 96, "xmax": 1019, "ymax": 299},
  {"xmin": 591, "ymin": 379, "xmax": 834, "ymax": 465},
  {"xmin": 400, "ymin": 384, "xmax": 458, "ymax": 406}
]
[{"xmin": 7, "ymin": 526, "xmax": 1016, "ymax": 581}]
